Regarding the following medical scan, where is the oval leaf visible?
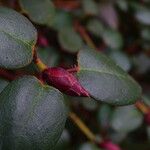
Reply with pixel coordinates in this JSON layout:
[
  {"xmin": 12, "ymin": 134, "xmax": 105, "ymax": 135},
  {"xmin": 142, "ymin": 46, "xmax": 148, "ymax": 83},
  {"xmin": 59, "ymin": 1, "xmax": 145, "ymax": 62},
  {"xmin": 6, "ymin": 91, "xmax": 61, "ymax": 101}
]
[
  {"xmin": 101, "ymin": 29, "xmax": 123, "ymax": 49},
  {"xmin": 58, "ymin": 27, "xmax": 84, "ymax": 53},
  {"xmin": 20, "ymin": 0, "xmax": 55, "ymax": 25},
  {"xmin": 77, "ymin": 48, "xmax": 142, "ymax": 105},
  {"xmin": 0, "ymin": 7, "xmax": 37, "ymax": 69},
  {"xmin": 82, "ymin": 0, "xmax": 98, "ymax": 16},
  {"xmin": 0, "ymin": 76, "xmax": 67, "ymax": 149},
  {"xmin": 110, "ymin": 105, "xmax": 143, "ymax": 132}
]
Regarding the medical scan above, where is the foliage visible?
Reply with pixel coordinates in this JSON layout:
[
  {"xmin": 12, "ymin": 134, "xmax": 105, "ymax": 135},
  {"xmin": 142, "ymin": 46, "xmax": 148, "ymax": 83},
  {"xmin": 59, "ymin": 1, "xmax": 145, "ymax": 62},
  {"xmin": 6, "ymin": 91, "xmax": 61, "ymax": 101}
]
[{"xmin": 0, "ymin": 0, "xmax": 150, "ymax": 150}]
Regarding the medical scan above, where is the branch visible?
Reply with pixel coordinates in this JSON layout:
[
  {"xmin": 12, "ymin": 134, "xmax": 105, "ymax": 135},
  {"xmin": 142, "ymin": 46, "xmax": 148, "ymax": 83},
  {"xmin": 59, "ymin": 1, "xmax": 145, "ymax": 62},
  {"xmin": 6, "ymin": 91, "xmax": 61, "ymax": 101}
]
[
  {"xmin": 74, "ymin": 21, "xmax": 99, "ymax": 51},
  {"xmin": 33, "ymin": 46, "xmax": 48, "ymax": 72},
  {"xmin": 69, "ymin": 111, "xmax": 97, "ymax": 142}
]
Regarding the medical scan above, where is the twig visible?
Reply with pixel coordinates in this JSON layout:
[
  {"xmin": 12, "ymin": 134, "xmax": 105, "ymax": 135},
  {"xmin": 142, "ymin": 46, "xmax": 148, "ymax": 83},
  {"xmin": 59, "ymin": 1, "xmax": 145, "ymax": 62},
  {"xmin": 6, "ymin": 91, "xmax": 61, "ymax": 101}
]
[
  {"xmin": 69, "ymin": 111, "xmax": 97, "ymax": 142},
  {"xmin": 33, "ymin": 47, "xmax": 48, "ymax": 72},
  {"xmin": 135, "ymin": 101, "xmax": 149, "ymax": 114},
  {"xmin": 74, "ymin": 21, "xmax": 98, "ymax": 51}
]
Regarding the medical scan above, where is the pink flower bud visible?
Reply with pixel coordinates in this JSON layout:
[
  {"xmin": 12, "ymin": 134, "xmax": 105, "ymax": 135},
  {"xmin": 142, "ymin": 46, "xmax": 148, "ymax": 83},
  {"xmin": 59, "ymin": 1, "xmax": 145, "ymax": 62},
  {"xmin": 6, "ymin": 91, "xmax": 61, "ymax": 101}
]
[
  {"xmin": 99, "ymin": 140, "xmax": 121, "ymax": 150},
  {"xmin": 42, "ymin": 67, "xmax": 89, "ymax": 97},
  {"xmin": 37, "ymin": 35, "xmax": 49, "ymax": 47}
]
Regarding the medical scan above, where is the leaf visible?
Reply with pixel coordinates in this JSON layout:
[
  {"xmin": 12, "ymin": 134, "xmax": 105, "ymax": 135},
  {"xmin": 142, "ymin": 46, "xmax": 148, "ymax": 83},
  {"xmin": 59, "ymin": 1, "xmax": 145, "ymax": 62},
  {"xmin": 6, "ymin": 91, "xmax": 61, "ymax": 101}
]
[
  {"xmin": 101, "ymin": 28, "xmax": 123, "ymax": 49},
  {"xmin": 55, "ymin": 129, "xmax": 70, "ymax": 150},
  {"xmin": 58, "ymin": 27, "xmax": 84, "ymax": 53},
  {"xmin": 78, "ymin": 142, "xmax": 101, "ymax": 150},
  {"xmin": 82, "ymin": 0, "xmax": 98, "ymax": 16},
  {"xmin": 110, "ymin": 105, "xmax": 143, "ymax": 132},
  {"xmin": 86, "ymin": 19, "xmax": 104, "ymax": 37},
  {"xmin": 77, "ymin": 48, "xmax": 142, "ymax": 105},
  {"xmin": 0, "ymin": 78, "xmax": 9, "ymax": 93},
  {"xmin": 116, "ymin": 0, "xmax": 128, "ymax": 12},
  {"xmin": 99, "ymin": 2, "xmax": 118, "ymax": 29},
  {"xmin": 81, "ymin": 97, "xmax": 98, "ymax": 111},
  {"xmin": 135, "ymin": 8, "xmax": 150, "ymax": 25},
  {"xmin": 0, "ymin": 7, "xmax": 37, "ymax": 69},
  {"xmin": 19, "ymin": 0, "xmax": 55, "ymax": 25},
  {"xmin": 0, "ymin": 76, "xmax": 67, "ymax": 150},
  {"xmin": 97, "ymin": 104, "xmax": 112, "ymax": 128},
  {"xmin": 48, "ymin": 10, "xmax": 73, "ymax": 31},
  {"xmin": 109, "ymin": 51, "xmax": 131, "ymax": 72},
  {"xmin": 37, "ymin": 47, "xmax": 60, "ymax": 67},
  {"xmin": 87, "ymin": 20, "xmax": 123, "ymax": 50},
  {"xmin": 141, "ymin": 28, "xmax": 150, "ymax": 41}
]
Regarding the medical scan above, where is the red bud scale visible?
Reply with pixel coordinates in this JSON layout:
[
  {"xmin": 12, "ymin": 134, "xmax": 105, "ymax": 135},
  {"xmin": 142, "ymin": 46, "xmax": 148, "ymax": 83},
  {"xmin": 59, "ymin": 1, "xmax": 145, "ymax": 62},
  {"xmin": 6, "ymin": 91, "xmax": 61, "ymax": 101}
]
[{"xmin": 42, "ymin": 67, "xmax": 89, "ymax": 97}]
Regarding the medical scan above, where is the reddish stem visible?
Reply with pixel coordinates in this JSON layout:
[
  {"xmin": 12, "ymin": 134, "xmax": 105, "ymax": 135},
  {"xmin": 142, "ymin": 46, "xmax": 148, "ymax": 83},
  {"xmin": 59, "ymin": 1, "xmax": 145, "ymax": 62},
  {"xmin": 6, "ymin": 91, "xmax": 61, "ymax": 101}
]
[
  {"xmin": 74, "ymin": 21, "xmax": 99, "ymax": 51},
  {"xmin": 0, "ymin": 69, "xmax": 16, "ymax": 81},
  {"xmin": 54, "ymin": 0, "xmax": 80, "ymax": 11}
]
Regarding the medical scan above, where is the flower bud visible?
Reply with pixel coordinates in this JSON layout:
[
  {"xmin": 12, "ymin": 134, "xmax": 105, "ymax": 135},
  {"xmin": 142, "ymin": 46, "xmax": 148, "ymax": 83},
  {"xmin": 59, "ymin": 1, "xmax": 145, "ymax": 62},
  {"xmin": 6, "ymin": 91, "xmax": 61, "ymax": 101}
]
[
  {"xmin": 42, "ymin": 67, "xmax": 89, "ymax": 97},
  {"xmin": 37, "ymin": 34, "xmax": 49, "ymax": 47},
  {"xmin": 99, "ymin": 140, "xmax": 121, "ymax": 150}
]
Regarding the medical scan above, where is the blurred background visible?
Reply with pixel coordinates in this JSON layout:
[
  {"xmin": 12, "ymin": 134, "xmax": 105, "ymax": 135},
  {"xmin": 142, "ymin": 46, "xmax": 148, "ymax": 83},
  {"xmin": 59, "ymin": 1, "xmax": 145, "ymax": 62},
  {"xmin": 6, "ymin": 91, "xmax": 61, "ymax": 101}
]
[{"xmin": 1, "ymin": 0, "xmax": 150, "ymax": 149}]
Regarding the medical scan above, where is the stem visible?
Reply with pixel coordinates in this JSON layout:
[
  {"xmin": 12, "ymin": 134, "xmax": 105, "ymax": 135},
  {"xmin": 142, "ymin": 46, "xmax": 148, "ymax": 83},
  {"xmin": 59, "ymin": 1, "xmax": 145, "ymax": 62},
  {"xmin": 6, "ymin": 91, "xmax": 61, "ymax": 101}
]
[
  {"xmin": 74, "ymin": 21, "xmax": 98, "ymax": 50},
  {"xmin": 0, "ymin": 69, "xmax": 16, "ymax": 81},
  {"xmin": 135, "ymin": 101, "xmax": 149, "ymax": 114},
  {"xmin": 33, "ymin": 47, "xmax": 48, "ymax": 72},
  {"xmin": 69, "ymin": 112, "xmax": 97, "ymax": 142}
]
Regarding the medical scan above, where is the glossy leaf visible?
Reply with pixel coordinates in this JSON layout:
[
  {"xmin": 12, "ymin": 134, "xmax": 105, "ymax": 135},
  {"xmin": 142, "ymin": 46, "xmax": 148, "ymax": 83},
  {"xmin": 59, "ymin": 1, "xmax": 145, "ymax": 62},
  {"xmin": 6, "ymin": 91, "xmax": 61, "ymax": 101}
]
[
  {"xmin": 20, "ymin": 0, "xmax": 55, "ymax": 25},
  {"xmin": 0, "ymin": 7, "xmax": 37, "ymax": 69},
  {"xmin": 0, "ymin": 76, "xmax": 67, "ymax": 150},
  {"xmin": 77, "ymin": 48, "xmax": 142, "ymax": 105},
  {"xmin": 110, "ymin": 105, "xmax": 143, "ymax": 132},
  {"xmin": 58, "ymin": 27, "xmax": 84, "ymax": 53}
]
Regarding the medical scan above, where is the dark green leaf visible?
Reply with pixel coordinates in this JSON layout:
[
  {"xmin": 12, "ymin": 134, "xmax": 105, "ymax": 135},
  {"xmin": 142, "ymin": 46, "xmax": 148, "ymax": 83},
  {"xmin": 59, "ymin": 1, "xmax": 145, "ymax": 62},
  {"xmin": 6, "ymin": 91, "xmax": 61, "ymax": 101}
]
[
  {"xmin": 0, "ymin": 76, "xmax": 67, "ymax": 150},
  {"xmin": 78, "ymin": 142, "xmax": 101, "ymax": 150},
  {"xmin": 81, "ymin": 97, "xmax": 98, "ymax": 111},
  {"xmin": 48, "ymin": 10, "xmax": 72, "ymax": 31},
  {"xmin": 82, "ymin": 0, "xmax": 98, "ymax": 16},
  {"xmin": 109, "ymin": 51, "xmax": 131, "ymax": 72},
  {"xmin": 87, "ymin": 20, "xmax": 123, "ymax": 49},
  {"xmin": 58, "ymin": 27, "xmax": 84, "ymax": 53},
  {"xmin": 135, "ymin": 8, "xmax": 150, "ymax": 25},
  {"xmin": 101, "ymin": 29, "xmax": 123, "ymax": 49},
  {"xmin": 0, "ymin": 78, "xmax": 9, "ymax": 93},
  {"xmin": 55, "ymin": 129, "xmax": 70, "ymax": 150},
  {"xmin": 97, "ymin": 104, "xmax": 112, "ymax": 128},
  {"xmin": 37, "ymin": 47, "xmax": 60, "ymax": 67},
  {"xmin": 77, "ymin": 48, "xmax": 142, "ymax": 105},
  {"xmin": 19, "ymin": 0, "xmax": 55, "ymax": 25},
  {"xmin": 86, "ymin": 19, "xmax": 104, "ymax": 37},
  {"xmin": 0, "ymin": 7, "xmax": 37, "ymax": 69},
  {"xmin": 110, "ymin": 105, "xmax": 143, "ymax": 132}
]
